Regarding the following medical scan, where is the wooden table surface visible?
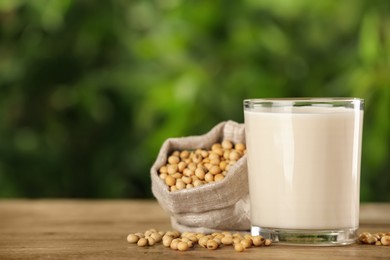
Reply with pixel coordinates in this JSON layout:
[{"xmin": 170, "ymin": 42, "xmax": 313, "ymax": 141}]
[{"xmin": 0, "ymin": 200, "xmax": 389, "ymax": 259}]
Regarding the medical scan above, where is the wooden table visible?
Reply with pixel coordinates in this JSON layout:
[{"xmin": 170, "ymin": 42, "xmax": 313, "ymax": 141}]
[{"xmin": 0, "ymin": 200, "xmax": 389, "ymax": 259}]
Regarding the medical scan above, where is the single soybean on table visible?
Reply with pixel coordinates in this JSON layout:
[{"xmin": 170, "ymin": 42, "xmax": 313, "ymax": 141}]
[{"xmin": 0, "ymin": 200, "xmax": 389, "ymax": 260}]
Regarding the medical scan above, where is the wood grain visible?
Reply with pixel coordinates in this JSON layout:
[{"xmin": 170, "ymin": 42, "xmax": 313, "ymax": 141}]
[{"xmin": 0, "ymin": 200, "xmax": 389, "ymax": 259}]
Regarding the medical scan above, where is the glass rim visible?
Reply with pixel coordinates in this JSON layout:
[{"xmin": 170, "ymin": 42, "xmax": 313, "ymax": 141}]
[
  {"xmin": 244, "ymin": 97, "xmax": 364, "ymax": 111},
  {"xmin": 244, "ymin": 97, "xmax": 364, "ymax": 103}
]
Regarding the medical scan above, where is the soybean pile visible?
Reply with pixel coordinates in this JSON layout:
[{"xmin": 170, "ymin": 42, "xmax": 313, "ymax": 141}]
[
  {"xmin": 158, "ymin": 140, "xmax": 246, "ymax": 192},
  {"xmin": 127, "ymin": 229, "xmax": 272, "ymax": 252},
  {"xmin": 358, "ymin": 232, "xmax": 390, "ymax": 246}
]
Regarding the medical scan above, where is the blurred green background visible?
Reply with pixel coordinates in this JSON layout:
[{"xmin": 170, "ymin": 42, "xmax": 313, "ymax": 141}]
[{"xmin": 0, "ymin": 0, "xmax": 389, "ymax": 201}]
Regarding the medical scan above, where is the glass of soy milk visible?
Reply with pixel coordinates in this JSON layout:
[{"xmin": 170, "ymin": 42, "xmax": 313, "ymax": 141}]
[{"xmin": 244, "ymin": 98, "xmax": 364, "ymax": 246}]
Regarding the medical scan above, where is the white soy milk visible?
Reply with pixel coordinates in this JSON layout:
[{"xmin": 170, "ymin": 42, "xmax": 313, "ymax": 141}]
[{"xmin": 245, "ymin": 106, "xmax": 363, "ymax": 229}]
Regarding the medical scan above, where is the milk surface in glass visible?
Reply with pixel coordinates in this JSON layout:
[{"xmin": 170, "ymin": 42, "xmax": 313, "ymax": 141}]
[{"xmin": 244, "ymin": 99, "xmax": 364, "ymax": 245}]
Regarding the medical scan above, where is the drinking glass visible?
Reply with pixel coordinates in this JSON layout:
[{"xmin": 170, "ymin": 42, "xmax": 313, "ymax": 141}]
[{"xmin": 244, "ymin": 98, "xmax": 364, "ymax": 246}]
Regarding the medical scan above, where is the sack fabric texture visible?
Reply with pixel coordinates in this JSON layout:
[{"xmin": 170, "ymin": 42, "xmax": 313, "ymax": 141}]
[{"xmin": 150, "ymin": 121, "xmax": 250, "ymax": 233}]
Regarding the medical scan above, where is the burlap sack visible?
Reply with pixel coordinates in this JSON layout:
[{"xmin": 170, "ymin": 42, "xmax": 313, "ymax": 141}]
[{"xmin": 151, "ymin": 121, "xmax": 250, "ymax": 233}]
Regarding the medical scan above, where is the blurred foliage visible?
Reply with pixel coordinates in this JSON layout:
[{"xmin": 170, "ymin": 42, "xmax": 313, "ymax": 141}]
[{"xmin": 0, "ymin": 0, "xmax": 389, "ymax": 201}]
